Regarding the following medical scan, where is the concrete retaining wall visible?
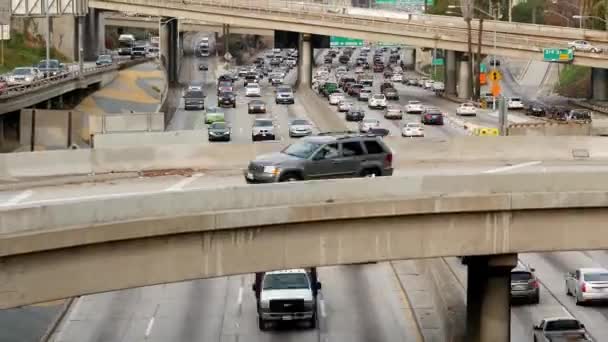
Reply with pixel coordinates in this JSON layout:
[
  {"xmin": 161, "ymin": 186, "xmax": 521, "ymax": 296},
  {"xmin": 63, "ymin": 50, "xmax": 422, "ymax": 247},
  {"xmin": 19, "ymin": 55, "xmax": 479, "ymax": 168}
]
[
  {"xmin": 87, "ymin": 112, "xmax": 165, "ymax": 135},
  {"xmin": 19, "ymin": 109, "xmax": 83, "ymax": 149},
  {"xmin": 93, "ymin": 130, "xmax": 206, "ymax": 148},
  {"xmin": 507, "ymin": 122, "xmax": 592, "ymax": 136},
  {"xmin": 1, "ymin": 136, "xmax": 608, "ymax": 178}
]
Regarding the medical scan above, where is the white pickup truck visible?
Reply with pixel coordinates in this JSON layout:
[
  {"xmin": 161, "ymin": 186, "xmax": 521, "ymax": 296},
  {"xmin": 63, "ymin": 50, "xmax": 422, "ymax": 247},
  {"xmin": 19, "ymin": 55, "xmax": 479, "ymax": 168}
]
[
  {"xmin": 533, "ymin": 317, "xmax": 593, "ymax": 342},
  {"xmin": 252, "ymin": 268, "xmax": 322, "ymax": 331}
]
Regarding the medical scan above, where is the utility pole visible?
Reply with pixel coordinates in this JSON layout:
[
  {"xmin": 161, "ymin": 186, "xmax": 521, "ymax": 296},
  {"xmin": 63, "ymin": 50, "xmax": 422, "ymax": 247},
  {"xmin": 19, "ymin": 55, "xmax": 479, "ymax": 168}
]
[{"xmin": 45, "ymin": 0, "xmax": 51, "ymax": 70}]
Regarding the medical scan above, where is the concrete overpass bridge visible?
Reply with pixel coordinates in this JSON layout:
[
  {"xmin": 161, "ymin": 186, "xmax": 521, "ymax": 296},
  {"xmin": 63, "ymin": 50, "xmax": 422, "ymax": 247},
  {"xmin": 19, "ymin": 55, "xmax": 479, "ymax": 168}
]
[
  {"xmin": 87, "ymin": 0, "xmax": 608, "ymax": 100},
  {"xmin": 2, "ymin": 172, "xmax": 608, "ymax": 341},
  {"xmin": 105, "ymin": 15, "xmax": 274, "ymax": 36}
]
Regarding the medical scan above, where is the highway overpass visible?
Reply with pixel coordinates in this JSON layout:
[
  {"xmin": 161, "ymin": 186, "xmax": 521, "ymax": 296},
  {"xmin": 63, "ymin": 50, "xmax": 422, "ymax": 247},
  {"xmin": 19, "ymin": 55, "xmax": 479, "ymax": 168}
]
[
  {"xmin": 89, "ymin": 0, "xmax": 608, "ymax": 69},
  {"xmin": 105, "ymin": 15, "xmax": 274, "ymax": 36}
]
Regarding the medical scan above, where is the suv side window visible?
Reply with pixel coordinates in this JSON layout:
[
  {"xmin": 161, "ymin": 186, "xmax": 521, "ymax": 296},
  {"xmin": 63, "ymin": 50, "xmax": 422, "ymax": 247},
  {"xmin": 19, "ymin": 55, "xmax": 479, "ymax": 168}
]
[
  {"xmin": 576, "ymin": 270, "xmax": 581, "ymax": 280},
  {"xmin": 363, "ymin": 140, "xmax": 384, "ymax": 154},
  {"xmin": 342, "ymin": 141, "xmax": 365, "ymax": 157},
  {"xmin": 313, "ymin": 143, "xmax": 339, "ymax": 160}
]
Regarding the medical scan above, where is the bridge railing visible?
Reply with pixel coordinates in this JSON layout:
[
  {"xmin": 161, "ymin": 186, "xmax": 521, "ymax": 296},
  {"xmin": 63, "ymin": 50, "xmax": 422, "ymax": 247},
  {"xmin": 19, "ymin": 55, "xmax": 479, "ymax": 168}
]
[{"xmin": 112, "ymin": 0, "xmax": 608, "ymax": 59}]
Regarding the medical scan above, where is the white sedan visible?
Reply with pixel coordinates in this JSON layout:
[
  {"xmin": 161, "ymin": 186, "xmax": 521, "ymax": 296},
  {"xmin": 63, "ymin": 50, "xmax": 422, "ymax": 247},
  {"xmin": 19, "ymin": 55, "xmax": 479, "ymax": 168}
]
[
  {"xmin": 507, "ymin": 97, "xmax": 524, "ymax": 110},
  {"xmin": 384, "ymin": 105, "xmax": 403, "ymax": 119},
  {"xmin": 368, "ymin": 94, "xmax": 387, "ymax": 109},
  {"xmin": 402, "ymin": 122, "xmax": 424, "ymax": 137},
  {"xmin": 329, "ymin": 92, "xmax": 345, "ymax": 105},
  {"xmin": 456, "ymin": 103, "xmax": 477, "ymax": 116},
  {"xmin": 358, "ymin": 118, "xmax": 380, "ymax": 133},
  {"xmin": 391, "ymin": 73, "xmax": 403, "ymax": 82},
  {"xmin": 568, "ymin": 40, "xmax": 603, "ymax": 53},
  {"xmin": 338, "ymin": 100, "xmax": 353, "ymax": 112},
  {"xmin": 405, "ymin": 100, "xmax": 424, "ymax": 114},
  {"xmin": 245, "ymin": 83, "xmax": 261, "ymax": 97}
]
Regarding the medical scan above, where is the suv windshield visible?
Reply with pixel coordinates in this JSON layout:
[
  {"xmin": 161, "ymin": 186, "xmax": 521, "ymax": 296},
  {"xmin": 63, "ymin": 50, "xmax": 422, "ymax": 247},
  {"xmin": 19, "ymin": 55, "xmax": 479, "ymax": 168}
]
[
  {"xmin": 254, "ymin": 120, "xmax": 272, "ymax": 127},
  {"xmin": 291, "ymin": 119, "xmax": 310, "ymax": 125},
  {"xmin": 282, "ymin": 141, "xmax": 321, "ymax": 159},
  {"xmin": 511, "ymin": 271, "xmax": 532, "ymax": 281},
  {"xmin": 545, "ymin": 320, "xmax": 581, "ymax": 331},
  {"xmin": 262, "ymin": 273, "xmax": 310, "ymax": 290},
  {"xmin": 185, "ymin": 91, "xmax": 204, "ymax": 98}
]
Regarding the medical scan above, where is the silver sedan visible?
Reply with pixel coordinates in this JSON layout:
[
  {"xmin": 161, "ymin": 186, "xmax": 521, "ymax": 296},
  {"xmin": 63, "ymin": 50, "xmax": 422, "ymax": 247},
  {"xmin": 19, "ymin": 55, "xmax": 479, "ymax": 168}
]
[{"xmin": 565, "ymin": 267, "xmax": 608, "ymax": 305}]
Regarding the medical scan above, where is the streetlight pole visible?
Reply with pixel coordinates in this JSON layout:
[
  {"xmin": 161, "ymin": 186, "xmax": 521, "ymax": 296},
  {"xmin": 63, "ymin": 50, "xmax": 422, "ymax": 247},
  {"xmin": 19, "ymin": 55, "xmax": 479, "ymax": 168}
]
[{"xmin": 45, "ymin": 0, "xmax": 51, "ymax": 71}]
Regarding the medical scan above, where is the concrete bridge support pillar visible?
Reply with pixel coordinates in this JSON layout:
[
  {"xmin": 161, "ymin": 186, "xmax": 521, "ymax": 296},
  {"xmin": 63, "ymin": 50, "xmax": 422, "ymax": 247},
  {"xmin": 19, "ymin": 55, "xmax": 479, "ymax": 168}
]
[
  {"xmin": 402, "ymin": 48, "xmax": 415, "ymax": 71},
  {"xmin": 0, "ymin": 116, "xmax": 4, "ymax": 147},
  {"xmin": 457, "ymin": 56, "xmax": 472, "ymax": 99},
  {"xmin": 591, "ymin": 67, "xmax": 608, "ymax": 101},
  {"xmin": 465, "ymin": 254, "xmax": 517, "ymax": 342},
  {"xmin": 161, "ymin": 17, "xmax": 180, "ymax": 85},
  {"xmin": 297, "ymin": 33, "xmax": 312, "ymax": 89},
  {"xmin": 445, "ymin": 50, "xmax": 458, "ymax": 96},
  {"xmin": 83, "ymin": 9, "xmax": 104, "ymax": 60}
]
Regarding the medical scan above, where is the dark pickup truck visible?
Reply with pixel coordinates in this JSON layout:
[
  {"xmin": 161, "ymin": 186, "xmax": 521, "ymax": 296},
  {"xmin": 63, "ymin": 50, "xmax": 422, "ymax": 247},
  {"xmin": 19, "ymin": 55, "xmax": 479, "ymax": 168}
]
[{"xmin": 184, "ymin": 90, "xmax": 205, "ymax": 110}]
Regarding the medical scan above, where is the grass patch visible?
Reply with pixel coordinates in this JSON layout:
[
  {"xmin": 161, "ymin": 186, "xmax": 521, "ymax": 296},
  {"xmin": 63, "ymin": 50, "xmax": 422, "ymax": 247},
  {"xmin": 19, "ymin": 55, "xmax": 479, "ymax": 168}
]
[
  {"xmin": 0, "ymin": 32, "xmax": 68, "ymax": 74},
  {"xmin": 555, "ymin": 65, "xmax": 591, "ymax": 98}
]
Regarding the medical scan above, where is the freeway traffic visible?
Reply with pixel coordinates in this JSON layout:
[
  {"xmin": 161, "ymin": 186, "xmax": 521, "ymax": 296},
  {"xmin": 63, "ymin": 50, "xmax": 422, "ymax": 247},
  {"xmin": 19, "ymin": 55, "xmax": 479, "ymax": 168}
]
[{"xmin": 5, "ymin": 41, "xmax": 608, "ymax": 342}]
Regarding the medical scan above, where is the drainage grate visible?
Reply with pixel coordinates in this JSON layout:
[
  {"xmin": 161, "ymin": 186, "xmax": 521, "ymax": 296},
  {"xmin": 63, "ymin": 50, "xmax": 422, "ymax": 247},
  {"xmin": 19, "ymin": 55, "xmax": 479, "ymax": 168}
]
[{"xmin": 572, "ymin": 148, "xmax": 590, "ymax": 159}]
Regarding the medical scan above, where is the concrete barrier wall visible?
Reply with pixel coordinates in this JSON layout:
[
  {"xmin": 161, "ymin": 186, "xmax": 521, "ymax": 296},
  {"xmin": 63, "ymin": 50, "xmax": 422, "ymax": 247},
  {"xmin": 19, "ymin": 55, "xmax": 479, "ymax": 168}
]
[
  {"xmin": 88, "ymin": 112, "xmax": 165, "ymax": 135},
  {"xmin": 93, "ymin": 130, "xmax": 207, "ymax": 148},
  {"xmin": 2, "ymin": 136, "xmax": 608, "ymax": 178},
  {"xmin": 507, "ymin": 122, "xmax": 592, "ymax": 136},
  {"xmin": 19, "ymin": 109, "xmax": 83, "ymax": 149}
]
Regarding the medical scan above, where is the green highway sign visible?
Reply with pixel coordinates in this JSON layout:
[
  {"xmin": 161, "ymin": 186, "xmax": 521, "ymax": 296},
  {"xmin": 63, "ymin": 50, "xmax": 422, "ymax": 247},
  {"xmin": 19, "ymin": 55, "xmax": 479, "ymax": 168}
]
[
  {"xmin": 543, "ymin": 48, "xmax": 574, "ymax": 63},
  {"xmin": 432, "ymin": 58, "xmax": 444, "ymax": 66},
  {"xmin": 330, "ymin": 36, "xmax": 364, "ymax": 47},
  {"xmin": 480, "ymin": 63, "xmax": 487, "ymax": 73}
]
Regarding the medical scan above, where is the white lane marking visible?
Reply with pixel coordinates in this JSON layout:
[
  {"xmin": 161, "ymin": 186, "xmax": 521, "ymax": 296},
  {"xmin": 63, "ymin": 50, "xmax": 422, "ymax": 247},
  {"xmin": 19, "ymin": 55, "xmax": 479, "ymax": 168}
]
[
  {"xmin": 561, "ymin": 306, "xmax": 572, "ymax": 317},
  {"xmin": 482, "ymin": 161, "xmax": 541, "ymax": 174},
  {"xmin": 145, "ymin": 317, "xmax": 155, "ymax": 338},
  {"xmin": 237, "ymin": 286, "xmax": 243, "ymax": 306},
  {"xmin": 319, "ymin": 298, "xmax": 326, "ymax": 318},
  {"xmin": 0, "ymin": 190, "xmax": 33, "ymax": 207},
  {"xmin": 164, "ymin": 173, "xmax": 204, "ymax": 191}
]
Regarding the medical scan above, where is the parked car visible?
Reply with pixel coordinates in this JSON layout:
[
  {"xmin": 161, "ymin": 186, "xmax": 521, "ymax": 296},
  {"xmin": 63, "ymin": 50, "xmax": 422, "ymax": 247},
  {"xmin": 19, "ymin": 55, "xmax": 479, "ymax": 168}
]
[
  {"xmin": 248, "ymin": 99, "xmax": 266, "ymax": 114},
  {"xmin": 7, "ymin": 67, "xmax": 43, "ymax": 85},
  {"xmin": 208, "ymin": 121, "xmax": 231, "ymax": 142},
  {"xmin": 566, "ymin": 267, "xmax": 608, "ymax": 305},
  {"xmin": 405, "ymin": 100, "xmax": 424, "ymax": 114},
  {"xmin": 346, "ymin": 108, "xmax": 366, "ymax": 121},
  {"xmin": 95, "ymin": 54, "xmax": 113, "ymax": 66},
  {"xmin": 456, "ymin": 103, "xmax": 477, "ymax": 116},
  {"xmin": 244, "ymin": 133, "xmax": 394, "ymax": 183},
  {"xmin": 568, "ymin": 40, "xmax": 603, "ymax": 53},
  {"xmin": 252, "ymin": 118, "xmax": 276, "ymax": 141},
  {"xmin": 511, "ymin": 265, "xmax": 540, "ymax": 304},
  {"xmin": 368, "ymin": 94, "xmax": 388, "ymax": 109},
  {"xmin": 384, "ymin": 105, "xmax": 403, "ymax": 120},
  {"xmin": 401, "ymin": 122, "xmax": 424, "ymax": 137},
  {"xmin": 358, "ymin": 118, "xmax": 380, "ymax": 133},
  {"xmin": 421, "ymin": 110, "xmax": 444, "ymax": 125},
  {"xmin": 184, "ymin": 89, "xmax": 205, "ymax": 110},
  {"xmin": 288, "ymin": 119, "xmax": 313, "ymax": 137},
  {"xmin": 217, "ymin": 91, "xmax": 236, "ymax": 108}
]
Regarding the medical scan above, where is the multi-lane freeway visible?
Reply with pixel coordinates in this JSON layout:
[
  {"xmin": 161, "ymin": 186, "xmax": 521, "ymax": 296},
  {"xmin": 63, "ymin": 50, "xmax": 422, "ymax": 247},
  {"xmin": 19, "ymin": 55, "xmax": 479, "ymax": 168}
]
[{"xmin": 2, "ymin": 40, "xmax": 608, "ymax": 342}]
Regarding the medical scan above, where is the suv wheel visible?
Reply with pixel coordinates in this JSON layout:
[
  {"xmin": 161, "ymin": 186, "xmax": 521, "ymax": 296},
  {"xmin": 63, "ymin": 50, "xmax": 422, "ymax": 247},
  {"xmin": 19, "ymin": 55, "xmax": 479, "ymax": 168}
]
[
  {"xmin": 258, "ymin": 317, "xmax": 267, "ymax": 331},
  {"xmin": 279, "ymin": 173, "xmax": 302, "ymax": 182},
  {"xmin": 361, "ymin": 168, "xmax": 380, "ymax": 178}
]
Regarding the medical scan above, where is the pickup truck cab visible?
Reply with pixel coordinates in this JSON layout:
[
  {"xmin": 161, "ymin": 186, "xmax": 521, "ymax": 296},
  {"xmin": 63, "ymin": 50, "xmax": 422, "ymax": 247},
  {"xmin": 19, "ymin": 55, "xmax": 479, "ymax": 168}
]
[
  {"xmin": 252, "ymin": 268, "xmax": 321, "ymax": 330},
  {"xmin": 533, "ymin": 317, "xmax": 592, "ymax": 341}
]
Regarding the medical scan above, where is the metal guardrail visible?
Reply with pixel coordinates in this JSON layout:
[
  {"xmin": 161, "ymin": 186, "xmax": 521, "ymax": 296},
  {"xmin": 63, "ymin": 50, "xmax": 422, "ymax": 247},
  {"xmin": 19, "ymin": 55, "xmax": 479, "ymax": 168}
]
[
  {"xmin": 98, "ymin": 0, "xmax": 608, "ymax": 62},
  {"xmin": 0, "ymin": 56, "xmax": 139, "ymax": 100}
]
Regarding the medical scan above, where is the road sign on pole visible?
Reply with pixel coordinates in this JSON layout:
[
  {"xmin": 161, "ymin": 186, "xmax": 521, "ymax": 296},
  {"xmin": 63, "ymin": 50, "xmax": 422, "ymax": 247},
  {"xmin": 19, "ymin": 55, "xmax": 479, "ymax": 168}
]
[
  {"xmin": 330, "ymin": 36, "xmax": 364, "ymax": 47},
  {"xmin": 489, "ymin": 69, "xmax": 502, "ymax": 81}
]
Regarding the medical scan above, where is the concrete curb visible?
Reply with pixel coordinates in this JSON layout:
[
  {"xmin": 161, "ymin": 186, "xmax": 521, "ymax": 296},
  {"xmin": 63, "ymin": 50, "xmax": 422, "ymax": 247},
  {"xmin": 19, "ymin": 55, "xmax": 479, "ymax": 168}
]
[
  {"xmin": 389, "ymin": 261, "xmax": 426, "ymax": 342},
  {"xmin": 0, "ymin": 172, "xmax": 139, "ymax": 192},
  {"xmin": 39, "ymin": 297, "xmax": 76, "ymax": 342}
]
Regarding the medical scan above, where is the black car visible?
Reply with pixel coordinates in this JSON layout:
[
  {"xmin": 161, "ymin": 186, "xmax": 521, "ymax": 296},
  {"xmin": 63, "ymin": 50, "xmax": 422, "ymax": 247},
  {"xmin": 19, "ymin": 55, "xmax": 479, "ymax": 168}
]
[
  {"xmin": 218, "ymin": 91, "xmax": 236, "ymax": 108},
  {"xmin": 345, "ymin": 108, "xmax": 365, "ymax": 121},
  {"xmin": 421, "ymin": 111, "xmax": 444, "ymax": 125},
  {"xmin": 324, "ymin": 56, "xmax": 333, "ymax": 64},
  {"xmin": 339, "ymin": 55, "xmax": 350, "ymax": 64},
  {"xmin": 208, "ymin": 122, "xmax": 231, "ymax": 142},
  {"xmin": 248, "ymin": 99, "xmax": 266, "ymax": 114},
  {"xmin": 95, "ymin": 55, "xmax": 113, "ymax": 66},
  {"xmin": 525, "ymin": 102, "xmax": 546, "ymax": 117},
  {"xmin": 367, "ymin": 127, "xmax": 390, "ymax": 137},
  {"xmin": 184, "ymin": 90, "xmax": 205, "ymax": 110},
  {"xmin": 199, "ymin": 64, "xmax": 208, "ymax": 71}
]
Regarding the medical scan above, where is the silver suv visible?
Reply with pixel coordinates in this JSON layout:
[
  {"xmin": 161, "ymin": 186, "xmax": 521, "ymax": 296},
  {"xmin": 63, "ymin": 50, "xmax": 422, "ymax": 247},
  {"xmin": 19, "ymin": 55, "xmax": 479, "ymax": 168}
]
[
  {"xmin": 275, "ymin": 85, "xmax": 294, "ymax": 104},
  {"xmin": 245, "ymin": 132, "xmax": 394, "ymax": 183},
  {"xmin": 511, "ymin": 265, "xmax": 540, "ymax": 304}
]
